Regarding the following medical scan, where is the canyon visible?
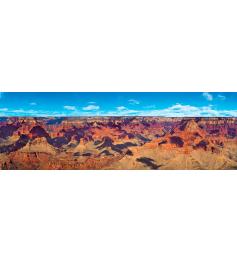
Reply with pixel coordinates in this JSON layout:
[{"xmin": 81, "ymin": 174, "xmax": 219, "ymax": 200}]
[{"xmin": 0, "ymin": 117, "xmax": 236, "ymax": 170}]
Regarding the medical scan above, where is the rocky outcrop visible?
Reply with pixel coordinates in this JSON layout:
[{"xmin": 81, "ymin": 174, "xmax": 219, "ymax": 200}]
[{"xmin": 0, "ymin": 117, "xmax": 236, "ymax": 170}]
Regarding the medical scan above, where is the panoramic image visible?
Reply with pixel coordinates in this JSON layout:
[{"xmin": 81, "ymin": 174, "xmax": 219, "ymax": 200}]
[{"xmin": 0, "ymin": 92, "xmax": 236, "ymax": 170}]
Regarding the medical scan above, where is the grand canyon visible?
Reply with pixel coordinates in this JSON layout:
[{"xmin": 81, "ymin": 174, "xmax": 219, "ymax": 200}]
[{"xmin": 0, "ymin": 117, "xmax": 236, "ymax": 170}]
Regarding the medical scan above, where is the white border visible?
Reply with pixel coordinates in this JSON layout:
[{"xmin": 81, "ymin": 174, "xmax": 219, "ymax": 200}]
[{"xmin": 1, "ymin": 0, "xmax": 237, "ymax": 261}]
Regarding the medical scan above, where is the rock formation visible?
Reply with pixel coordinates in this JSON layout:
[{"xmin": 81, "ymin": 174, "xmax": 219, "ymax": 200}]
[{"xmin": 0, "ymin": 117, "xmax": 236, "ymax": 170}]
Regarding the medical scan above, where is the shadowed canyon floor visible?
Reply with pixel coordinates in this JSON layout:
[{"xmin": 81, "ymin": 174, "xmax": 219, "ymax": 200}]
[{"xmin": 0, "ymin": 117, "xmax": 237, "ymax": 170}]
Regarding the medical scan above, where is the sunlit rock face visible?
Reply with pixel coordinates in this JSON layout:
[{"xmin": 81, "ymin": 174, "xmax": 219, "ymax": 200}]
[{"xmin": 0, "ymin": 117, "xmax": 237, "ymax": 170}]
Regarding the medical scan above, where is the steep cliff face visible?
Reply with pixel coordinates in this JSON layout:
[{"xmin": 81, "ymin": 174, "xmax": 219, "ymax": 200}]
[{"xmin": 0, "ymin": 117, "xmax": 236, "ymax": 170}]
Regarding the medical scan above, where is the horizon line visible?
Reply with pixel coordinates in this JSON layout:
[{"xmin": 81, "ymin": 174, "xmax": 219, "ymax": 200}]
[{"xmin": 1, "ymin": 115, "xmax": 237, "ymax": 118}]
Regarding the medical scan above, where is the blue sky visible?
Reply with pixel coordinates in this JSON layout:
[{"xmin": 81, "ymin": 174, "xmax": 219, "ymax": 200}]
[{"xmin": 0, "ymin": 92, "xmax": 236, "ymax": 117}]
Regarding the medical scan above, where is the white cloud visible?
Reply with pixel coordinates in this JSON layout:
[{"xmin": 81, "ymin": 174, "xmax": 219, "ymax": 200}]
[
  {"xmin": 128, "ymin": 99, "xmax": 140, "ymax": 105},
  {"xmin": 83, "ymin": 105, "xmax": 100, "ymax": 111},
  {"xmin": 136, "ymin": 103, "xmax": 237, "ymax": 117},
  {"xmin": 202, "ymin": 92, "xmax": 213, "ymax": 101},
  {"xmin": 217, "ymin": 94, "xmax": 226, "ymax": 100},
  {"xmin": 118, "ymin": 109, "xmax": 138, "ymax": 115},
  {"xmin": 117, "ymin": 106, "xmax": 127, "ymax": 111},
  {"xmin": 30, "ymin": 102, "xmax": 37, "ymax": 106},
  {"xmin": 1, "ymin": 100, "xmax": 236, "ymax": 117},
  {"xmin": 143, "ymin": 103, "xmax": 202, "ymax": 117},
  {"xmin": 106, "ymin": 106, "xmax": 138, "ymax": 116},
  {"xmin": 12, "ymin": 109, "xmax": 36, "ymax": 113},
  {"xmin": 4, "ymin": 108, "xmax": 61, "ymax": 116},
  {"xmin": 64, "ymin": 105, "xmax": 76, "ymax": 111},
  {"xmin": 11, "ymin": 109, "xmax": 24, "ymax": 113},
  {"xmin": 0, "ymin": 108, "xmax": 8, "ymax": 111},
  {"xmin": 88, "ymin": 101, "xmax": 96, "ymax": 104}
]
